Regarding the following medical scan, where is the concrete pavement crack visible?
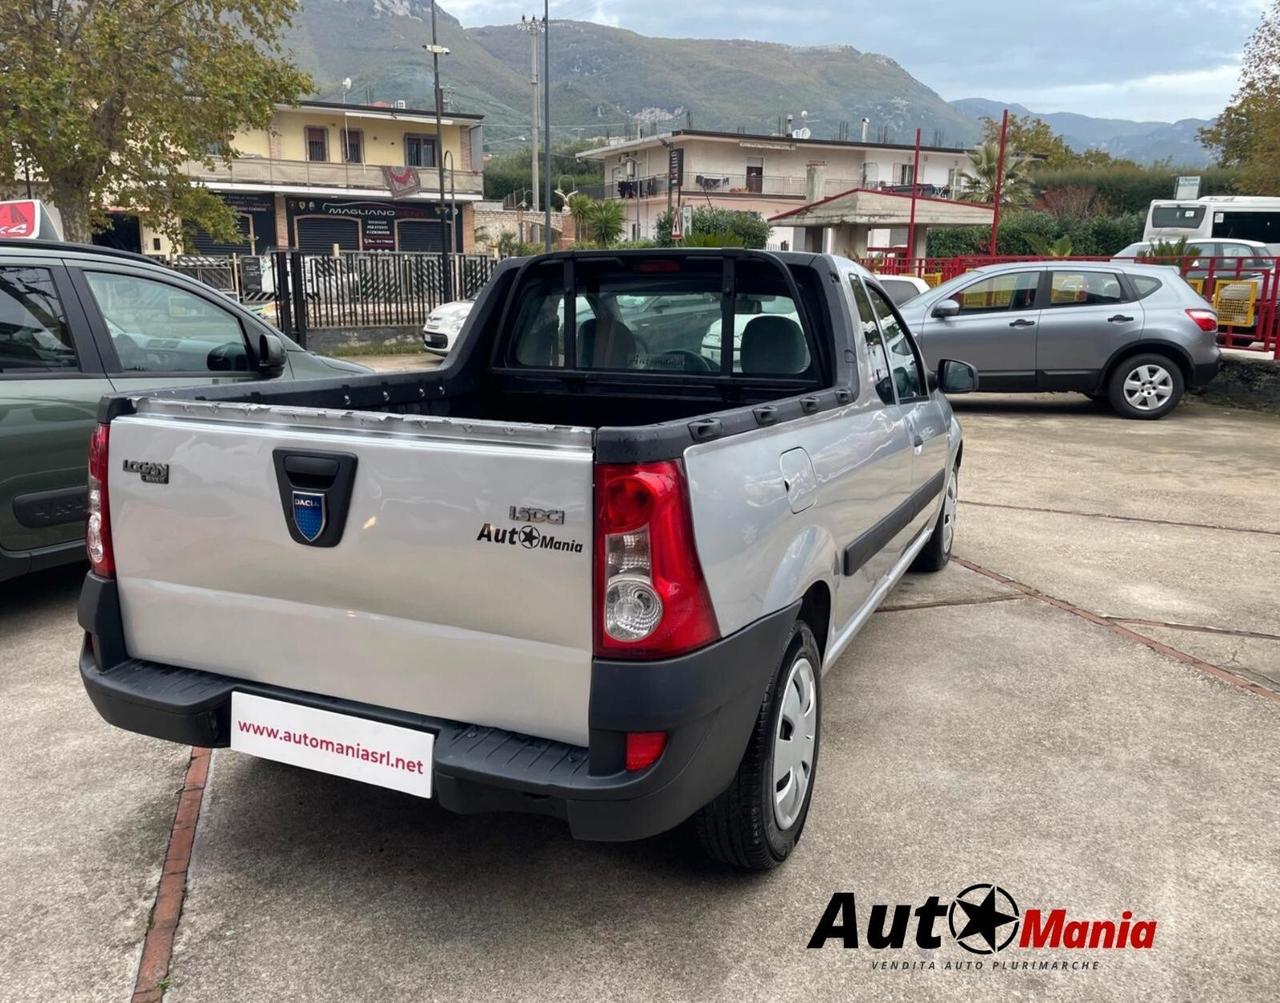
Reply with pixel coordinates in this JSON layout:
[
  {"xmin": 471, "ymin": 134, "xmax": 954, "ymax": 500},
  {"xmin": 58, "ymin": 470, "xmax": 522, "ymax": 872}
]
[
  {"xmin": 952, "ymin": 556, "xmax": 1280, "ymax": 704},
  {"xmin": 959, "ymin": 499, "xmax": 1280, "ymax": 538},
  {"xmin": 876, "ymin": 594, "xmax": 1025, "ymax": 613},
  {"xmin": 1104, "ymin": 617, "xmax": 1280, "ymax": 643}
]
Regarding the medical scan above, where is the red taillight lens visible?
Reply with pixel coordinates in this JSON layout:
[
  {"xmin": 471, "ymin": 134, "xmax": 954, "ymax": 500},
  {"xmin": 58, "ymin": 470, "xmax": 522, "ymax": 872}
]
[
  {"xmin": 86, "ymin": 423, "xmax": 114, "ymax": 578},
  {"xmin": 594, "ymin": 460, "xmax": 719, "ymax": 659},
  {"xmin": 625, "ymin": 731, "xmax": 668, "ymax": 772},
  {"xmin": 1186, "ymin": 308, "xmax": 1218, "ymax": 332}
]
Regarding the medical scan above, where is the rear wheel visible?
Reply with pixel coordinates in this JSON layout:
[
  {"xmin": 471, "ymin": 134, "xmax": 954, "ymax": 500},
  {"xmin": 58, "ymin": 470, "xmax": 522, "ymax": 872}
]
[
  {"xmin": 694, "ymin": 621, "xmax": 821, "ymax": 870},
  {"xmin": 1107, "ymin": 354, "xmax": 1184, "ymax": 420}
]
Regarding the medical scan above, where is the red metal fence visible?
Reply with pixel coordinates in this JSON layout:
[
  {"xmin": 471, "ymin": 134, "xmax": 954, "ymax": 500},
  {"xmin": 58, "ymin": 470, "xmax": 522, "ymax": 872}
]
[{"xmin": 872, "ymin": 255, "xmax": 1280, "ymax": 359}]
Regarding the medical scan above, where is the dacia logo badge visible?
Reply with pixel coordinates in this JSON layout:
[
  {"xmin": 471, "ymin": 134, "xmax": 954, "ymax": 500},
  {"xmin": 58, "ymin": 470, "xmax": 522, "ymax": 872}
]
[{"xmin": 291, "ymin": 491, "xmax": 326, "ymax": 543}]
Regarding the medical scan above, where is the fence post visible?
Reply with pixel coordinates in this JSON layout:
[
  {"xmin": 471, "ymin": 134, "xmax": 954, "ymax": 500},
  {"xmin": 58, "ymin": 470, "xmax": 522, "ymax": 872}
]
[
  {"xmin": 288, "ymin": 251, "xmax": 308, "ymax": 349},
  {"xmin": 272, "ymin": 250, "xmax": 293, "ymax": 339}
]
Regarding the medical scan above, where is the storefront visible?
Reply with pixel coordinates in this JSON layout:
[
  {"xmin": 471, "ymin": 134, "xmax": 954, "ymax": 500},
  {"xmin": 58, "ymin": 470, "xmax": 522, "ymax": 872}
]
[
  {"xmin": 284, "ymin": 197, "xmax": 457, "ymax": 253},
  {"xmin": 189, "ymin": 193, "xmax": 277, "ymax": 255}
]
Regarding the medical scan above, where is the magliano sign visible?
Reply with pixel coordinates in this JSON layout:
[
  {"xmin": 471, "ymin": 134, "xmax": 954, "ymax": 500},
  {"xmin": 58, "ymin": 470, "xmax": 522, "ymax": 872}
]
[{"xmin": 807, "ymin": 885, "xmax": 1156, "ymax": 955}]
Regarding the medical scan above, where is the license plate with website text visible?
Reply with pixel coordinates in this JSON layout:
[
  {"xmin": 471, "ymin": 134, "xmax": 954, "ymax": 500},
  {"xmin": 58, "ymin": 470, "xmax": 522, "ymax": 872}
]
[{"xmin": 230, "ymin": 692, "xmax": 434, "ymax": 798}]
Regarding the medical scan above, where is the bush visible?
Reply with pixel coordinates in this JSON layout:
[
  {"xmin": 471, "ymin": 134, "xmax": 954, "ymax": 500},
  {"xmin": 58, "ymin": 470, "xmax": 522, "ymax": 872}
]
[
  {"xmin": 656, "ymin": 206, "xmax": 770, "ymax": 248},
  {"xmin": 925, "ymin": 209, "xmax": 1145, "ymax": 258}
]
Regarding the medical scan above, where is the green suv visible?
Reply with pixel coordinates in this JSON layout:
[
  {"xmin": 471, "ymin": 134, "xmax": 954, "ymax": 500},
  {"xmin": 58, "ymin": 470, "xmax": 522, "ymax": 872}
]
[{"xmin": 0, "ymin": 240, "xmax": 370, "ymax": 581}]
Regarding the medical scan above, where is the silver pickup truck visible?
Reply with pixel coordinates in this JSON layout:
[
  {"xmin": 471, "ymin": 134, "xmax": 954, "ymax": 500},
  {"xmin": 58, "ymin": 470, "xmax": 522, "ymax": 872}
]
[{"xmin": 78, "ymin": 250, "xmax": 976, "ymax": 870}]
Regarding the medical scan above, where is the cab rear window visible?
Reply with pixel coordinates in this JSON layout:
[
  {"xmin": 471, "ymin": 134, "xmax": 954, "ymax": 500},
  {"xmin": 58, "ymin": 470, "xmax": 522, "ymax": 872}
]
[{"xmin": 504, "ymin": 257, "xmax": 822, "ymax": 380}]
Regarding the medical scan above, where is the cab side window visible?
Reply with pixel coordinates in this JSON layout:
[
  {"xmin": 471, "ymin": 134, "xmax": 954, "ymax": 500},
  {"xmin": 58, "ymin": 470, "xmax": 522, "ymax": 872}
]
[
  {"xmin": 82, "ymin": 271, "xmax": 249, "ymax": 374},
  {"xmin": 850, "ymin": 277, "xmax": 895, "ymax": 405},
  {"xmin": 867, "ymin": 285, "xmax": 925, "ymax": 401},
  {"xmin": 0, "ymin": 266, "xmax": 78, "ymax": 372}
]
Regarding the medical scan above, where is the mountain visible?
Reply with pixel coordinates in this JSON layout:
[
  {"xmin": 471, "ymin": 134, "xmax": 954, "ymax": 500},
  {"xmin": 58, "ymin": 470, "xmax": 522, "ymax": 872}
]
[
  {"xmin": 949, "ymin": 98, "xmax": 1213, "ymax": 166},
  {"xmin": 281, "ymin": 2, "xmax": 1208, "ymax": 165},
  {"xmin": 287, "ymin": 1, "xmax": 981, "ymax": 147}
]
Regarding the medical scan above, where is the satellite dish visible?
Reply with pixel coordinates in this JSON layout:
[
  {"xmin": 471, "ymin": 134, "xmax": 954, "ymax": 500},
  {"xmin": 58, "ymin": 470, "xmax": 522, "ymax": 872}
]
[
  {"xmin": 342, "ymin": 77, "xmax": 352, "ymax": 91},
  {"xmin": 800, "ymin": 110, "xmax": 809, "ymax": 119},
  {"xmin": 792, "ymin": 127, "xmax": 811, "ymax": 140}
]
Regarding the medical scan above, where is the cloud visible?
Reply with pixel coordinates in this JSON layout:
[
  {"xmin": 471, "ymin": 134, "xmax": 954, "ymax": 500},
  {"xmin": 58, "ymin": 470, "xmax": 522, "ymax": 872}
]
[
  {"xmin": 996, "ymin": 64, "xmax": 1244, "ymax": 121},
  {"xmin": 445, "ymin": 0, "xmax": 1262, "ymax": 120}
]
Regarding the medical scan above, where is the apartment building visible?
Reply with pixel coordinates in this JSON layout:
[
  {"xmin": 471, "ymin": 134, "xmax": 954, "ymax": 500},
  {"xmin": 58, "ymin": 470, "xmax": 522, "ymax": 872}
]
[
  {"xmin": 131, "ymin": 100, "xmax": 486, "ymax": 255},
  {"xmin": 577, "ymin": 129, "xmax": 972, "ymax": 244}
]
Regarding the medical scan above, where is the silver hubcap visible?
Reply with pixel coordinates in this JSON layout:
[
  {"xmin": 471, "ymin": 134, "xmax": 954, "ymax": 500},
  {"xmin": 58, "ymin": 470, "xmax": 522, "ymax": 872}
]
[
  {"xmin": 1123, "ymin": 364, "xmax": 1173, "ymax": 411},
  {"xmin": 773, "ymin": 655, "xmax": 818, "ymax": 831},
  {"xmin": 942, "ymin": 468, "xmax": 958, "ymax": 553}
]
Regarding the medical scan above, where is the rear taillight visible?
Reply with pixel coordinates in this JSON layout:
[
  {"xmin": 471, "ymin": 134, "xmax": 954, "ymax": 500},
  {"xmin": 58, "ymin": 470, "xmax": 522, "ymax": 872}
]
[
  {"xmin": 1186, "ymin": 308, "xmax": 1218, "ymax": 332},
  {"xmin": 594, "ymin": 460, "xmax": 719, "ymax": 659},
  {"xmin": 86, "ymin": 423, "xmax": 114, "ymax": 578}
]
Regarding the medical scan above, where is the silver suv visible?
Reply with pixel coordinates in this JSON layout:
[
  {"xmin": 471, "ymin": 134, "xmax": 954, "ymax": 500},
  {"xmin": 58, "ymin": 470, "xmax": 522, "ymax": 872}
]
[{"xmin": 898, "ymin": 261, "xmax": 1222, "ymax": 419}]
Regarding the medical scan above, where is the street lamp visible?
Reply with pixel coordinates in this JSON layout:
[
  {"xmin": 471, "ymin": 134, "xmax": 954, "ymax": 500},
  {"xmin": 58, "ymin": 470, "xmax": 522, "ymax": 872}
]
[{"xmin": 425, "ymin": 1, "xmax": 452, "ymax": 298}]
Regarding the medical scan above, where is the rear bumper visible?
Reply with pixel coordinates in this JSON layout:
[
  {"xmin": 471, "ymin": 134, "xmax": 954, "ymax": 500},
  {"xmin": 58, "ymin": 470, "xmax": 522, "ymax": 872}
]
[
  {"xmin": 1191, "ymin": 356, "xmax": 1222, "ymax": 389},
  {"xmin": 78, "ymin": 573, "xmax": 797, "ymax": 842}
]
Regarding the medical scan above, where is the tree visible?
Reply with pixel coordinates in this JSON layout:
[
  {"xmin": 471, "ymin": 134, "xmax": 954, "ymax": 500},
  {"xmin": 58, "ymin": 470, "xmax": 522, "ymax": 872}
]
[
  {"xmin": 583, "ymin": 200, "xmax": 626, "ymax": 245},
  {"xmin": 655, "ymin": 206, "xmax": 770, "ymax": 248},
  {"xmin": 566, "ymin": 193, "xmax": 595, "ymax": 235},
  {"xmin": 958, "ymin": 141, "xmax": 1033, "ymax": 206},
  {"xmin": 1199, "ymin": 0, "xmax": 1280, "ymax": 193},
  {"xmin": 977, "ymin": 113, "xmax": 1129, "ymax": 171},
  {"xmin": 0, "ymin": 1, "xmax": 310, "ymax": 243}
]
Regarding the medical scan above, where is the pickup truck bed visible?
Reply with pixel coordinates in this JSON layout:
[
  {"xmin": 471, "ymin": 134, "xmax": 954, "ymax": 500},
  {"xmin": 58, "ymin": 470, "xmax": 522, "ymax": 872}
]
[{"xmin": 79, "ymin": 249, "xmax": 969, "ymax": 869}]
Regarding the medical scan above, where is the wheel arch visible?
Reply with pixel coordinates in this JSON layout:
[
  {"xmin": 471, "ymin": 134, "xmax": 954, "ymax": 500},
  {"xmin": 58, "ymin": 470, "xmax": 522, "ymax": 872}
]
[{"xmin": 1100, "ymin": 339, "xmax": 1193, "ymax": 390}]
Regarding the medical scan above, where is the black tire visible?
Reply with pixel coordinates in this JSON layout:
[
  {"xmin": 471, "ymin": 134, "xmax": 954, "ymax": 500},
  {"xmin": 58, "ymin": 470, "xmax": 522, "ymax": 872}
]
[
  {"xmin": 694, "ymin": 621, "xmax": 821, "ymax": 870},
  {"xmin": 1107, "ymin": 353, "xmax": 1185, "ymax": 420},
  {"xmin": 910, "ymin": 464, "xmax": 957, "ymax": 572}
]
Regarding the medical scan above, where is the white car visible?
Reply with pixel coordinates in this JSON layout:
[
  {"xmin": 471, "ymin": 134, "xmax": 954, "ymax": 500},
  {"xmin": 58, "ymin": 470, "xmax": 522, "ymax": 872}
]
[
  {"xmin": 422, "ymin": 300, "xmax": 473, "ymax": 355},
  {"xmin": 872, "ymin": 274, "xmax": 931, "ymax": 306}
]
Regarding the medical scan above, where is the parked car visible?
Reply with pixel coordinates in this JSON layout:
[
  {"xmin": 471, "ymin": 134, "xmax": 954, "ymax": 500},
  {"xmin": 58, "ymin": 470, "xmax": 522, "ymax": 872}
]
[
  {"xmin": 873, "ymin": 273, "xmax": 931, "ymax": 306},
  {"xmin": 1114, "ymin": 238, "xmax": 1274, "ymax": 279},
  {"xmin": 78, "ymin": 249, "xmax": 976, "ymax": 870},
  {"xmin": 897, "ymin": 261, "xmax": 1221, "ymax": 419},
  {"xmin": 422, "ymin": 299, "xmax": 473, "ymax": 355},
  {"xmin": 0, "ymin": 238, "xmax": 371, "ymax": 582}
]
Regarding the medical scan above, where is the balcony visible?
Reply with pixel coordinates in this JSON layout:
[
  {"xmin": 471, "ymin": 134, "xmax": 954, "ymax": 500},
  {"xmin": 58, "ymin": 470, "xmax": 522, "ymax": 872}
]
[
  {"xmin": 185, "ymin": 156, "xmax": 484, "ymax": 196},
  {"xmin": 597, "ymin": 174, "xmax": 957, "ymax": 202}
]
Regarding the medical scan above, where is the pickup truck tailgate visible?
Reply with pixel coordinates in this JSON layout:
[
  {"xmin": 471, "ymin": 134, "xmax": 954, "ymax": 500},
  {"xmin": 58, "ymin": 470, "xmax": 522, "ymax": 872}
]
[{"xmin": 107, "ymin": 404, "xmax": 595, "ymax": 746}]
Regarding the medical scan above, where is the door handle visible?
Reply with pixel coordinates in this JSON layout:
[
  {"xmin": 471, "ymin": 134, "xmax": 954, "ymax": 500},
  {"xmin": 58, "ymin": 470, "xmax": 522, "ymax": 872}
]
[
  {"xmin": 1009, "ymin": 318, "xmax": 1035, "ymax": 328},
  {"xmin": 912, "ymin": 433, "xmax": 925, "ymax": 448},
  {"xmin": 1108, "ymin": 314, "xmax": 1134, "ymax": 323}
]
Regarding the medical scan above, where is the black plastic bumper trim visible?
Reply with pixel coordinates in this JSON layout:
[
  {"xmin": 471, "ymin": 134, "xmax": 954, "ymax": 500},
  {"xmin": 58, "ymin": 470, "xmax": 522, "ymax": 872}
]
[{"xmin": 77, "ymin": 573, "xmax": 800, "ymax": 842}]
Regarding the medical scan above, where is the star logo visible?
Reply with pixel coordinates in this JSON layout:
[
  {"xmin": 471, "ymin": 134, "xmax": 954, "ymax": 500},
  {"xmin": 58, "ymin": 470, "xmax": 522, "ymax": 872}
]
[
  {"xmin": 518, "ymin": 525, "xmax": 541, "ymax": 549},
  {"xmin": 948, "ymin": 884, "xmax": 1020, "ymax": 954}
]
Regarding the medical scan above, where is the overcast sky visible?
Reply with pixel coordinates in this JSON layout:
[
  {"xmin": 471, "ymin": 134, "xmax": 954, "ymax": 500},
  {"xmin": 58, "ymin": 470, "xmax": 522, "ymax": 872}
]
[{"xmin": 447, "ymin": 0, "xmax": 1264, "ymax": 121}]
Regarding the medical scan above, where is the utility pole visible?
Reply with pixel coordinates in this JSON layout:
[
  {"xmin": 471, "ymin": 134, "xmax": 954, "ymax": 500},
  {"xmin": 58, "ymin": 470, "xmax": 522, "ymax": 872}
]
[
  {"xmin": 988, "ymin": 108, "xmax": 1010, "ymax": 256},
  {"xmin": 906, "ymin": 127, "xmax": 921, "ymax": 266},
  {"xmin": 542, "ymin": 0, "xmax": 552, "ymax": 251},
  {"xmin": 520, "ymin": 16, "xmax": 542, "ymax": 213},
  {"xmin": 426, "ymin": 1, "xmax": 452, "ymax": 298}
]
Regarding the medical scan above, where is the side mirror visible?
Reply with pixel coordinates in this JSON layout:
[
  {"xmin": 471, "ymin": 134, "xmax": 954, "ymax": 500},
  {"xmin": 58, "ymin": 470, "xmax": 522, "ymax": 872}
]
[
  {"xmin": 931, "ymin": 298, "xmax": 960, "ymax": 319},
  {"xmin": 257, "ymin": 332, "xmax": 287, "ymax": 378},
  {"xmin": 938, "ymin": 358, "xmax": 978, "ymax": 394}
]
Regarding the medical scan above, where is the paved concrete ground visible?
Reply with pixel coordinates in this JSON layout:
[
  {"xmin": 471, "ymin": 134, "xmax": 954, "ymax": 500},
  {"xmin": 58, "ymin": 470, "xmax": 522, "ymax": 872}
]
[{"xmin": 1, "ymin": 393, "xmax": 1277, "ymax": 1002}]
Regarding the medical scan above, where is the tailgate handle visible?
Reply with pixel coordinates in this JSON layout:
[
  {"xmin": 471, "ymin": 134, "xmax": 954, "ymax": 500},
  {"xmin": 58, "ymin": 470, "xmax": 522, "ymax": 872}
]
[
  {"xmin": 273, "ymin": 449, "xmax": 359, "ymax": 548},
  {"xmin": 282, "ymin": 454, "xmax": 341, "ymax": 487}
]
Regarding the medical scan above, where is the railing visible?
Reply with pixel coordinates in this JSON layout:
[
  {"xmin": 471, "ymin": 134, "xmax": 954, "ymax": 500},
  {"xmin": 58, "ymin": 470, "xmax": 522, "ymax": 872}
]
[
  {"xmin": 599, "ymin": 174, "xmax": 952, "ymax": 201},
  {"xmin": 184, "ymin": 157, "xmax": 485, "ymax": 195},
  {"xmin": 872, "ymin": 254, "xmax": 1280, "ymax": 357},
  {"xmin": 162, "ymin": 251, "xmax": 498, "ymax": 338}
]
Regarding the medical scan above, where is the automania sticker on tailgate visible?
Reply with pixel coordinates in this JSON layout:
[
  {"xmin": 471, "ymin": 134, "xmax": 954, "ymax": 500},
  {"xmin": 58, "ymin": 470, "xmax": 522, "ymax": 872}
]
[{"xmin": 230, "ymin": 692, "xmax": 434, "ymax": 798}]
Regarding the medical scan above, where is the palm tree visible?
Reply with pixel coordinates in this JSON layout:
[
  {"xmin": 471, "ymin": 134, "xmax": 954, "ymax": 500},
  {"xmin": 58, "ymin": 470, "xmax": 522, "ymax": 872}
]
[
  {"xmin": 584, "ymin": 199, "xmax": 626, "ymax": 245},
  {"xmin": 1025, "ymin": 234, "xmax": 1074, "ymax": 257},
  {"xmin": 958, "ymin": 141, "xmax": 1032, "ymax": 207},
  {"xmin": 566, "ymin": 193, "xmax": 595, "ymax": 240}
]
